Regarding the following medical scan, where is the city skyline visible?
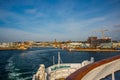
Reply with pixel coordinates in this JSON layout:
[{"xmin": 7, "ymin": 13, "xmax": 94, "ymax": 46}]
[{"xmin": 0, "ymin": 0, "xmax": 120, "ymax": 42}]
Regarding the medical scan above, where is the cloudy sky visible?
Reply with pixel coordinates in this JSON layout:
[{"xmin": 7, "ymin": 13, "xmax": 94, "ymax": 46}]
[{"xmin": 0, "ymin": 0, "xmax": 120, "ymax": 42}]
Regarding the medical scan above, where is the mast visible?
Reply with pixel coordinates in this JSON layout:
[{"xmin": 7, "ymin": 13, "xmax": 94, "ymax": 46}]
[
  {"xmin": 58, "ymin": 52, "xmax": 60, "ymax": 64},
  {"xmin": 53, "ymin": 56, "xmax": 55, "ymax": 65}
]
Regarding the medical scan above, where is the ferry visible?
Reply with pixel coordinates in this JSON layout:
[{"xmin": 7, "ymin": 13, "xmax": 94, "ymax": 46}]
[{"xmin": 32, "ymin": 52, "xmax": 94, "ymax": 80}]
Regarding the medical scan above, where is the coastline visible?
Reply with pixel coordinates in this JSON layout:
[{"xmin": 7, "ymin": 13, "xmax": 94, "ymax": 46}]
[
  {"xmin": 0, "ymin": 47, "xmax": 27, "ymax": 51},
  {"xmin": 69, "ymin": 48, "xmax": 120, "ymax": 52}
]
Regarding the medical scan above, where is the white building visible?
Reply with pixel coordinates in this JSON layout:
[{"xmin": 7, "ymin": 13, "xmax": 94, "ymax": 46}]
[
  {"xmin": 112, "ymin": 42, "xmax": 120, "ymax": 48},
  {"xmin": 0, "ymin": 42, "xmax": 14, "ymax": 48},
  {"xmin": 68, "ymin": 42, "xmax": 83, "ymax": 48}
]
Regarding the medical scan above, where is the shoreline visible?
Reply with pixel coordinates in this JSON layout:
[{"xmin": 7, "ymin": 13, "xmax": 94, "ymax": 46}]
[
  {"xmin": 69, "ymin": 48, "xmax": 120, "ymax": 52},
  {"xmin": 1, "ymin": 47, "xmax": 120, "ymax": 52},
  {"xmin": 0, "ymin": 48, "xmax": 27, "ymax": 51}
]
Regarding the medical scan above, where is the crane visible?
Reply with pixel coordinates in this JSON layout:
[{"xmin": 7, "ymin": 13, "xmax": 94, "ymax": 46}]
[{"xmin": 94, "ymin": 29, "xmax": 108, "ymax": 39}]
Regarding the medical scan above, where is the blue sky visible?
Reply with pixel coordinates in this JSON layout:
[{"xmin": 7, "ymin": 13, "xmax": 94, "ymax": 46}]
[{"xmin": 0, "ymin": 0, "xmax": 120, "ymax": 42}]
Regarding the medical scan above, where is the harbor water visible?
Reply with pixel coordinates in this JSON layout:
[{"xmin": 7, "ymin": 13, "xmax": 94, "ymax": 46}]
[{"xmin": 0, "ymin": 47, "xmax": 120, "ymax": 80}]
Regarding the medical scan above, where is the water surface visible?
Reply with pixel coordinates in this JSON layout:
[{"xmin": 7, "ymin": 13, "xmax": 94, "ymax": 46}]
[{"xmin": 0, "ymin": 47, "xmax": 120, "ymax": 80}]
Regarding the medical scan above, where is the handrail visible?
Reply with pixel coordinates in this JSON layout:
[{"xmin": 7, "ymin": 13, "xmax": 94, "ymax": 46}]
[{"xmin": 66, "ymin": 55, "xmax": 120, "ymax": 80}]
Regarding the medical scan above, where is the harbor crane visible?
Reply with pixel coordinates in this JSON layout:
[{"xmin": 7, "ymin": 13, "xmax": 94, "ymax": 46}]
[{"xmin": 94, "ymin": 29, "xmax": 108, "ymax": 39}]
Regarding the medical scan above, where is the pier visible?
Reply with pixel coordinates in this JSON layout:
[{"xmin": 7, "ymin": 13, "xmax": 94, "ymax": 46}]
[{"xmin": 68, "ymin": 48, "xmax": 120, "ymax": 52}]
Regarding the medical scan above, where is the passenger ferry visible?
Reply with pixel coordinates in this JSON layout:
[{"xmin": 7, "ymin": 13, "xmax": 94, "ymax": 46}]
[{"xmin": 32, "ymin": 52, "xmax": 94, "ymax": 80}]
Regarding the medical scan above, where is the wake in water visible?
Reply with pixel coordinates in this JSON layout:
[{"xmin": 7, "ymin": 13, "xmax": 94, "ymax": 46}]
[
  {"xmin": 26, "ymin": 48, "xmax": 61, "ymax": 53},
  {"xmin": 20, "ymin": 48, "xmax": 61, "ymax": 56},
  {"xmin": 5, "ymin": 56, "xmax": 33, "ymax": 80}
]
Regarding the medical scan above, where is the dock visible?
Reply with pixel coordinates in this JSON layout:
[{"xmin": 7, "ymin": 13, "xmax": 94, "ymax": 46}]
[
  {"xmin": 69, "ymin": 48, "xmax": 120, "ymax": 52},
  {"xmin": 0, "ymin": 47, "xmax": 27, "ymax": 50}
]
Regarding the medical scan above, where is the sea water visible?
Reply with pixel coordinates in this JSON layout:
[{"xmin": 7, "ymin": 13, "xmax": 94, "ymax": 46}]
[{"xmin": 0, "ymin": 47, "xmax": 120, "ymax": 80}]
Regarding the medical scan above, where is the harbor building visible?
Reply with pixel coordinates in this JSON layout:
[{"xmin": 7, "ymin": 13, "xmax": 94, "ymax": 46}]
[
  {"xmin": 87, "ymin": 36, "xmax": 98, "ymax": 48},
  {"xmin": 87, "ymin": 36, "xmax": 112, "ymax": 48}
]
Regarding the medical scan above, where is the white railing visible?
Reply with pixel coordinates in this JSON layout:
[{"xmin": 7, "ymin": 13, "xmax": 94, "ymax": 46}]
[
  {"xmin": 66, "ymin": 55, "xmax": 120, "ymax": 80},
  {"xmin": 82, "ymin": 58, "xmax": 120, "ymax": 80}
]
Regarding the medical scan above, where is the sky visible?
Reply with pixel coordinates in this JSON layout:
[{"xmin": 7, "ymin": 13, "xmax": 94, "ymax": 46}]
[{"xmin": 0, "ymin": 0, "xmax": 120, "ymax": 42}]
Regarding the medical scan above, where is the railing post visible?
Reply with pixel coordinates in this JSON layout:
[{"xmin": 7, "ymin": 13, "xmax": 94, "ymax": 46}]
[{"xmin": 112, "ymin": 72, "xmax": 115, "ymax": 80}]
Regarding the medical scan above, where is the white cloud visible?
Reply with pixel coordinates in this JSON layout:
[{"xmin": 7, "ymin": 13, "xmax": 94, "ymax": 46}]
[
  {"xmin": 0, "ymin": 9, "xmax": 109, "ymax": 41},
  {"xmin": 0, "ymin": 7, "xmax": 119, "ymax": 41},
  {"xmin": 24, "ymin": 8, "xmax": 47, "ymax": 18},
  {"xmin": 24, "ymin": 8, "xmax": 37, "ymax": 14},
  {"xmin": 0, "ymin": 27, "xmax": 53, "ymax": 42}
]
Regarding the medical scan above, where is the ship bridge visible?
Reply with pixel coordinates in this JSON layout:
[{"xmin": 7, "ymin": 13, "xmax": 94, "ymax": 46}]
[{"xmin": 66, "ymin": 55, "xmax": 120, "ymax": 80}]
